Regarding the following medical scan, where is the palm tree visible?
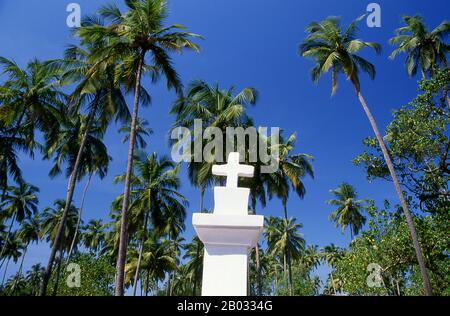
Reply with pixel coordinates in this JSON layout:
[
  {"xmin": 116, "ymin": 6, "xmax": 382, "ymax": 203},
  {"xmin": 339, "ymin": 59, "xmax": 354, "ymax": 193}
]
[
  {"xmin": 41, "ymin": 200, "xmax": 79, "ymax": 252},
  {"xmin": 25, "ymin": 263, "xmax": 45, "ymax": 296},
  {"xmin": 0, "ymin": 182, "xmax": 39, "ymax": 265},
  {"xmin": 264, "ymin": 216, "xmax": 304, "ymax": 295},
  {"xmin": 119, "ymin": 117, "xmax": 153, "ymax": 149},
  {"xmin": 390, "ymin": 16, "xmax": 449, "ymax": 79},
  {"xmin": 0, "ymin": 58, "xmax": 63, "ymax": 191},
  {"xmin": 44, "ymin": 111, "xmax": 111, "ymax": 181},
  {"xmin": 170, "ymin": 264, "xmax": 193, "ymax": 296},
  {"xmin": 183, "ymin": 236, "xmax": 204, "ymax": 296},
  {"xmin": 1, "ymin": 232, "xmax": 23, "ymax": 286},
  {"xmin": 82, "ymin": 219, "xmax": 106, "ymax": 254},
  {"xmin": 268, "ymin": 131, "xmax": 314, "ymax": 221},
  {"xmin": 302, "ymin": 245, "xmax": 321, "ymax": 271},
  {"xmin": 114, "ymin": 151, "xmax": 187, "ymax": 295},
  {"xmin": 43, "ymin": 109, "xmax": 110, "ymax": 262},
  {"xmin": 320, "ymin": 244, "xmax": 343, "ymax": 295},
  {"xmin": 262, "ymin": 132, "xmax": 312, "ymax": 296},
  {"xmin": 166, "ymin": 234, "xmax": 185, "ymax": 296},
  {"xmin": 77, "ymin": 0, "xmax": 201, "ymax": 295},
  {"xmin": 12, "ymin": 214, "xmax": 41, "ymax": 293},
  {"xmin": 125, "ymin": 234, "xmax": 176, "ymax": 295},
  {"xmin": 0, "ymin": 124, "xmax": 30, "ymax": 193},
  {"xmin": 39, "ymin": 43, "xmax": 129, "ymax": 295},
  {"xmin": 299, "ymin": 15, "xmax": 433, "ymax": 296},
  {"xmin": 327, "ymin": 183, "xmax": 367, "ymax": 240},
  {"xmin": 40, "ymin": 199, "xmax": 79, "ymax": 295}
]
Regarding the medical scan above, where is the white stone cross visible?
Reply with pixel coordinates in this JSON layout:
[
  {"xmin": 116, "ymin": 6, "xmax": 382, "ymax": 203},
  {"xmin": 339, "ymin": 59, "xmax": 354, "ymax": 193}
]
[{"xmin": 212, "ymin": 152, "xmax": 254, "ymax": 188}]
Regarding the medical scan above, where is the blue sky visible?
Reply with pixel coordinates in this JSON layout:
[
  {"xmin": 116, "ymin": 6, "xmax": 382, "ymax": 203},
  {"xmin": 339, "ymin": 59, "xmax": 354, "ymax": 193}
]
[{"xmin": 0, "ymin": 0, "xmax": 448, "ymax": 287}]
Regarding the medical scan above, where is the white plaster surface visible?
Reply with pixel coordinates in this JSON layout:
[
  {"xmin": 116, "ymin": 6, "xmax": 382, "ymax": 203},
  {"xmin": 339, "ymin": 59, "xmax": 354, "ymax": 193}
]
[{"xmin": 192, "ymin": 152, "xmax": 264, "ymax": 296}]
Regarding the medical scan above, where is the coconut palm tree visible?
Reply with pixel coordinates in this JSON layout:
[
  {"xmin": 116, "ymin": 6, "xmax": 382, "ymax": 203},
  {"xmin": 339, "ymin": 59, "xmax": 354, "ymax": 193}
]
[
  {"xmin": 264, "ymin": 216, "xmax": 305, "ymax": 295},
  {"xmin": 302, "ymin": 245, "xmax": 321, "ymax": 271},
  {"xmin": 25, "ymin": 263, "xmax": 45, "ymax": 296},
  {"xmin": 76, "ymin": 0, "xmax": 201, "ymax": 295},
  {"xmin": 0, "ymin": 182, "xmax": 39, "ymax": 265},
  {"xmin": 171, "ymin": 79, "xmax": 259, "ymax": 215},
  {"xmin": 125, "ymin": 234, "xmax": 176, "ymax": 295},
  {"xmin": 114, "ymin": 151, "xmax": 187, "ymax": 295},
  {"xmin": 43, "ymin": 109, "xmax": 110, "ymax": 262},
  {"xmin": 183, "ymin": 235, "xmax": 204, "ymax": 296},
  {"xmin": 40, "ymin": 199, "xmax": 79, "ymax": 295},
  {"xmin": 165, "ymin": 234, "xmax": 185, "ymax": 296},
  {"xmin": 82, "ymin": 219, "xmax": 106, "ymax": 254},
  {"xmin": 44, "ymin": 111, "xmax": 110, "ymax": 181},
  {"xmin": 0, "ymin": 58, "xmax": 63, "ymax": 186},
  {"xmin": 12, "ymin": 213, "xmax": 41, "ymax": 294},
  {"xmin": 0, "ymin": 124, "xmax": 30, "ymax": 193},
  {"xmin": 327, "ymin": 183, "xmax": 367, "ymax": 240},
  {"xmin": 1, "ymin": 232, "xmax": 23, "ymax": 286},
  {"xmin": 119, "ymin": 117, "xmax": 153, "ymax": 149},
  {"xmin": 39, "ymin": 43, "xmax": 129, "ymax": 295},
  {"xmin": 262, "ymin": 132, "xmax": 312, "ymax": 295},
  {"xmin": 390, "ymin": 16, "xmax": 450, "ymax": 79},
  {"xmin": 170, "ymin": 263, "xmax": 193, "ymax": 296},
  {"xmin": 267, "ymin": 131, "xmax": 314, "ymax": 221},
  {"xmin": 299, "ymin": 15, "xmax": 433, "ymax": 296},
  {"xmin": 41, "ymin": 200, "xmax": 79, "ymax": 252},
  {"xmin": 320, "ymin": 244, "xmax": 343, "ymax": 295}
]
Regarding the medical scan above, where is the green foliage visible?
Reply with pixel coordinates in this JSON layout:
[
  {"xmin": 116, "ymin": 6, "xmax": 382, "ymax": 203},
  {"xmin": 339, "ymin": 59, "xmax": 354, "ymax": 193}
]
[
  {"xmin": 333, "ymin": 204, "xmax": 450, "ymax": 295},
  {"xmin": 354, "ymin": 69, "xmax": 450, "ymax": 214},
  {"xmin": 51, "ymin": 253, "xmax": 115, "ymax": 296},
  {"xmin": 275, "ymin": 265, "xmax": 321, "ymax": 296}
]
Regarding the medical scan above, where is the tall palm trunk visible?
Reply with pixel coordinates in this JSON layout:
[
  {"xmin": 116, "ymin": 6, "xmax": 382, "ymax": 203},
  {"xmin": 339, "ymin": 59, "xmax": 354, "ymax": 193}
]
[
  {"xmin": 282, "ymin": 203, "xmax": 293, "ymax": 295},
  {"xmin": 52, "ymin": 232, "xmax": 65, "ymax": 296},
  {"xmin": 132, "ymin": 243, "xmax": 144, "ymax": 296},
  {"xmin": 115, "ymin": 52, "xmax": 145, "ymax": 296},
  {"xmin": 251, "ymin": 199, "xmax": 263, "ymax": 296},
  {"xmin": 255, "ymin": 245, "xmax": 262, "ymax": 295},
  {"xmin": 145, "ymin": 268, "xmax": 151, "ymax": 296},
  {"xmin": 192, "ymin": 185, "xmax": 205, "ymax": 296},
  {"xmin": 132, "ymin": 204, "xmax": 150, "ymax": 296},
  {"xmin": 0, "ymin": 211, "xmax": 16, "ymax": 268},
  {"xmin": 0, "ymin": 109, "xmax": 27, "ymax": 193},
  {"xmin": 1, "ymin": 257, "xmax": 10, "ymax": 286},
  {"xmin": 166, "ymin": 231, "xmax": 176, "ymax": 296},
  {"xmin": 40, "ymin": 101, "xmax": 98, "ymax": 296},
  {"xmin": 67, "ymin": 172, "xmax": 93, "ymax": 261},
  {"xmin": 12, "ymin": 244, "xmax": 28, "ymax": 295},
  {"xmin": 354, "ymin": 86, "xmax": 432, "ymax": 296},
  {"xmin": 329, "ymin": 271, "xmax": 337, "ymax": 295}
]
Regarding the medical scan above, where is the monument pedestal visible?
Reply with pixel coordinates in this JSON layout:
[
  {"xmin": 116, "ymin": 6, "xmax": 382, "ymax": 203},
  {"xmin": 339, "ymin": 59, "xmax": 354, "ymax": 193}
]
[
  {"xmin": 193, "ymin": 213, "xmax": 264, "ymax": 296},
  {"xmin": 192, "ymin": 153, "xmax": 264, "ymax": 296}
]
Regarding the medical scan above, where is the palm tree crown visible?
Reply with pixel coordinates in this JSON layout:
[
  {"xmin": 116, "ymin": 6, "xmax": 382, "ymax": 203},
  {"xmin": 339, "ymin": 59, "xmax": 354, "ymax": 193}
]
[
  {"xmin": 327, "ymin": 182, "xmax": 367, "ymax": 239},
  {"xmin": 390, "ymin": 15, "xmax": 450, "ymax": 78},
  {"xmin": 299, "ymin": 15, "xmax": 381, "ymax": 94}
]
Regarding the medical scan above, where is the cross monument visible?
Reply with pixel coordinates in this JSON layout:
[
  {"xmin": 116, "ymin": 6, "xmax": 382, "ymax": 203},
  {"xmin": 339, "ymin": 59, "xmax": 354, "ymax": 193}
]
[{"xmin": 192, "ymin": 152, "xmax": 264, "ymax": 296}]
